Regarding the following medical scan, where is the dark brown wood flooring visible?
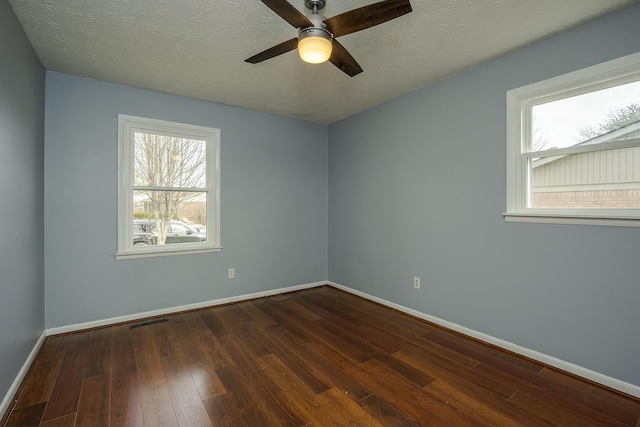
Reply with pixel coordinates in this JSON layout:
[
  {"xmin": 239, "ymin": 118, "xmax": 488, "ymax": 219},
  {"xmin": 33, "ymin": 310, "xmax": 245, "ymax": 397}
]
[{"xmin": 3, "ymin": 285, "xmax": 640, "ymax": 426}]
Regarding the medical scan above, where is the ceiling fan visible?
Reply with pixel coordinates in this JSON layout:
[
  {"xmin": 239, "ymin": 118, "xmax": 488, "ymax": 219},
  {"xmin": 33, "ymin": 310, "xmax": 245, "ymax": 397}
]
[{"xmin": 245, "ymin": 0, "xmax": 413, "ymax": 77}]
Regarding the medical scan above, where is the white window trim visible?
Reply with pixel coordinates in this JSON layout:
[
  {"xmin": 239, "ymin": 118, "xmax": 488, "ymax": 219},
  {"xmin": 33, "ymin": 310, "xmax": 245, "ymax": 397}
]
[
  {"xmin": 117, "ymin": 114, "xmax": 221, "ymax": 259},
  {"xmin": 505, "ymin": 52, "xmax": 640, "ymax": 227}
]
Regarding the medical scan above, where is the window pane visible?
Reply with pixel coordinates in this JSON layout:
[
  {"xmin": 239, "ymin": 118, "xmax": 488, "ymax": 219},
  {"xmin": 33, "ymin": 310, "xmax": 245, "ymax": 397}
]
[
  {"xmin": 134, "ymin": 132, "xmax": 206, "ymax": 188},
  {"xmin": 133, "ymin": 190, "xmax": 207, "ymax": 245},
  {"xmin": 531, "ymin": 80, "xmax": 640, "ymax": 152},
  {"xmin": 531, "ymin": 147, "xmax": 640, "ymax": 208}
]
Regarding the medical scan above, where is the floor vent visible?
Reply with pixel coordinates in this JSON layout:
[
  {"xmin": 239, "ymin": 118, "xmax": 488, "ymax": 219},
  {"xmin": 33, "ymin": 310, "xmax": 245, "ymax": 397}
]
[{"xmin": 129, "ymin": 318, "xmax": 169, "ymax": 329}]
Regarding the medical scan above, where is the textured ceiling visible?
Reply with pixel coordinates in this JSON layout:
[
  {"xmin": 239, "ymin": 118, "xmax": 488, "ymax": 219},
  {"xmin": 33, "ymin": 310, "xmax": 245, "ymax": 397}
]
[{"xmin": 8, "ymin": 0, "xmax": 639, "ymax": 124}]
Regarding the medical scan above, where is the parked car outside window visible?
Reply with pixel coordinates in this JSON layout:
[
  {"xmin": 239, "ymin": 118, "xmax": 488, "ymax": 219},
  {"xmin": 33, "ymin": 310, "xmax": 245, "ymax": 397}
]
[
  {"xmin": 132, "ymin": 219, "xmax": 206, "ymax": 245},
  {"xmin": 133, "ymin": 222, "xmax": 158, "ymax": 246}
]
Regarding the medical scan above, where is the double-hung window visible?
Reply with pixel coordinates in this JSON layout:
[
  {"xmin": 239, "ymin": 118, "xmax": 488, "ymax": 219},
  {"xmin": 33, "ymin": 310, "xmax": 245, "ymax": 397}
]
[
  {"xmin": 117, "ymin": 115, "xmax": 220, "ymax": 259},
  {"xmin": 505, "ymin": 52, "xmax": 640, "ymax": 227}
]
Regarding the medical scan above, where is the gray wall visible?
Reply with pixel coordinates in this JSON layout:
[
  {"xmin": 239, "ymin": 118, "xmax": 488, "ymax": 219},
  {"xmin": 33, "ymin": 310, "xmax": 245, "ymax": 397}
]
[
  {"xmin": 328, "ymin": 5, "xmax": 640, "ymax": 387},
  {"xmin": 0, "ymin": 0, "xmax": 45, "ymax": 401},
  {"xmin": 44, "ymin": 72, "xmax": 328, "ymax": 328}
]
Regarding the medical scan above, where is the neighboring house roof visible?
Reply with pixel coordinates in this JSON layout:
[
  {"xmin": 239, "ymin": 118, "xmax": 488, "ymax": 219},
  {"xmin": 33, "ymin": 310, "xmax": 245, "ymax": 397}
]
[
  {"xmin": 531, "ymin": 120, "xmax": 640, "ymax": 190},
  {"xmin": 533, "ymin": 120, "xmax": 640, "ymax": 169}
]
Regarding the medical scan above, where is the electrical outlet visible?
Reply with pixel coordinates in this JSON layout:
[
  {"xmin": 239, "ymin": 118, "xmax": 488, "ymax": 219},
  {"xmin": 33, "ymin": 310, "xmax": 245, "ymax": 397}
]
[
  {"xmin": 413, "ymin": 277, "xmax": 421, "ymax": 289},
  {"xmin": 228, "ymin": 268, "xmax": 235, "ymax": 279}
]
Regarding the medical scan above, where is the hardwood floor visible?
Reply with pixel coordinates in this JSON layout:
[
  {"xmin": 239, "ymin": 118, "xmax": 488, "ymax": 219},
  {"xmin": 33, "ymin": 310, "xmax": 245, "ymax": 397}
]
[{"xmin": 3, "ymin": 285, "xmax": 640, "ymax": 426}]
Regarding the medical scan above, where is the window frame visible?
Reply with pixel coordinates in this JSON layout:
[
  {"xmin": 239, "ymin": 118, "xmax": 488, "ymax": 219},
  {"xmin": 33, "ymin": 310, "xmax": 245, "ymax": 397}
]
[
  {"xmin": 505, "ymin": 52, "xmax": 640, "ymax": 227},
  {"xmin": 117, "ymin": 114, "xmax": 221, "ymax": 259}
]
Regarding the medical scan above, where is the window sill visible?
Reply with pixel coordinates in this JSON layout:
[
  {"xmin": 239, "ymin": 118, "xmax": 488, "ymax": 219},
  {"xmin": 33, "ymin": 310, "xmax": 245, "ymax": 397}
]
[
  {"xmin": 503, "ymin": 212, "xmax": 640, "ymax": 228},
  {"xmin": 116, "ymin": 245, "xmax": 222, "ymax": 260}
]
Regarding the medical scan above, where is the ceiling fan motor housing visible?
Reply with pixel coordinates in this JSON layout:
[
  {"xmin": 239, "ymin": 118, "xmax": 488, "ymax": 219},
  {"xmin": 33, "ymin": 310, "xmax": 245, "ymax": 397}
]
[{"xmin": 298, "ymin": 13, "xmax": 332, "ymax": 42}]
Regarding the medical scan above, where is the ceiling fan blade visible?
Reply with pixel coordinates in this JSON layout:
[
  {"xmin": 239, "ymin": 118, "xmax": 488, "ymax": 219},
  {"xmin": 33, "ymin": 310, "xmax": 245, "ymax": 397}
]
[
  {"xmin": 245, "ymin": 38, "xmax": 299, "ymax": 63},
  {"xmin": 260, "ymin": 0, "xmax": 312, "ymax": 28},
  {"xmin": 329, "ymin": 40, "xmax": 363, "ymax": 77},
  {"xmin": 324, "ymin": 0, "xmax": 412, "ymax": 38}
]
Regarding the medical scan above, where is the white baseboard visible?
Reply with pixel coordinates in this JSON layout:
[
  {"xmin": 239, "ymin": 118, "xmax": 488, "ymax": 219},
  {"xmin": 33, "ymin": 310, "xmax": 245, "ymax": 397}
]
[
  {"xmin": 328, "ymin": 281, "xmax": 640, "ymax": 399},
  {"xmin": 46, "ymin": 281, "xmax": 327, "ymax": 336},
  {"xmin": 1, "ymin": 331, "xmax": 47, "ymax": 419}
]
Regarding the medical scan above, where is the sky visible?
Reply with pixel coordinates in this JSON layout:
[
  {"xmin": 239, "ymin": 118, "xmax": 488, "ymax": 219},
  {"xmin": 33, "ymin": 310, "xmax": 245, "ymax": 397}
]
[{"xmin": 532, "ymin": 80, "xmax": 640, "ymax": 150}]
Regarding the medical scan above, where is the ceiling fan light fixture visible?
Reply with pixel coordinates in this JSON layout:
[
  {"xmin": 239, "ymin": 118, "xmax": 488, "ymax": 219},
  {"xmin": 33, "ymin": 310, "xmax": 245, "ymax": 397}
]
[
  {"xmin": 246, "ymin": 0, "xmax": 412, "ymax": 76},
  {"xmin": 298, "ymin": 27, "xmax": 332, "ymax": 64}
]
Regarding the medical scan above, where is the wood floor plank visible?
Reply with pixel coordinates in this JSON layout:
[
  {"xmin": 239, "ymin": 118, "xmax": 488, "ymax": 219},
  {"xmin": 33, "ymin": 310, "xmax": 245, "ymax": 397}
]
[
  {"xmin": 396, "ymin": 342, "xmax": 517, "ymax": 399},
  {"xmin": 158, "ymin": 314, "xmax": 217, "ymax": 426},
  {"xmin": 216, "ymin": 334, "xmax": 310, "ymax": 426},
  {"xmin": 425, "ymin": 328, "xmax": 545, "ymax": 377},
  {"xmin": 270, "ymin": 300, "xmax": 381, "ymax": 367},
  {"xmin": 315, "ymin": 388, "xmax": 386, "ymax": 427},
  {"xmin": 168, "ymin": 313, "xmax": 227, "ymax": 400},
  {"xmin": 425, "ymin": 379, "xmax": 526, "ymax": 427},
  {"xmin": 213, "ymin": 366, "xmax": 294, "ymax": 427},
  {"xmin": 238, "ymin": 402, "xmax": 285, "ymax": 427},
  {"xmin": 302, "ymin": 328, "xmax": 367, "ymax": 371},
  {"xmin": 139, "ymin": 382, "xmax": 178, "ymax": 427},
  {"xmin": 262, "ymin": 323, "xmax": 371, "ymax": 401},
  {"xmin": 150, "ymin": 322, "xmax": 176, "ymax": 360},
  {"xmin": 160, "ymin": 355, "xmax": 214, "ymax": 427},
  {"xmin": 345, "ymin": 358, "xmax": 479, "ymax": 425},
  {"xmin": 75, "ymin": 373, "xmax": 110, "ymax": 427},
  {"xmin": 305, "ymin": 320, "xmax": 371, "ymax": 363},
  {"xmin": 110, "ymin": 324, "xmax": 137, "ymax": 378},
  {"xmin": 507, "ymin": 391, "xmax": 598, "ymax": 427},
  {"xmin": 239, "ymin": 323, "xmax": 331, "ymax": 395},
  {"xmin": 39, "ymin": 414, "xmax": 76, "ymax": 427},
  {"xmin": 214, "ymin": 304, "xmax": 254, "ymax": 327},
  {"xmin": 296, "ymin": 292, "xmax": 366, "ymax": 329},
  {"xmin": 537, "ymin": 367, "xmax": 640, "ymax": 425},
  {"xmin": 473, "ymin": 362, "xmax": 629, "ymax": 427},
  {"xmin": 183, "ymin": 311, "xmax": 233, "ymax": 370},
  {"xmin": 353, "ymin": 322, "xmax": 409, "ymax": 353},
  {"xmin": 252, "ymin": 300, "xmax": 317, "ymax": 342},
  {"xmin": 131, "ymin": 325, "xmax": 166, "ymax": 388},
  {"xmin": 85, "ymin": 328, "xmax": 112, "ymax": 378},
  {"xmin": 399, "ymin": 330, "xmax": 480, "ymax": 368},
  {"xmin": 258, "ymin": 354, "xmax": 372, "ymax": 426},
  {"xmin": 320, "ymin": 289, "xmax": 482, "ymax": 371},
  {"xmin": 260, "ymin": 299, "xmax": 373, "ymax": 365},
  {"xmin": 282, "ymin": 299, "xmax": 323, "ymax": 322},
  {"xmin": 228, "ymin": 321, "xmax": 271, "ymax": 358},
  {"xmin": 236, "ymin": 300, "xmax": 278, "ymax": 327},
  {"xmin": 15, "ymin": 336, "xmax": 69, "ymax": 408},
  {"xmin": 110, "ymin": 373, "xmax": 144, "ymax": 427},
  {"xmin": 42, "ymin": 332, "xmax": 91, "ymax": 422},
  {"xmin": 324, "ymin": 292, "xmax": 480, "ymax": 368},
  {"xmin": 524, "ymin": 368, "xmax": 639, "ymax": 426},
  {"xmin": 373, "ymin": 352, "xmax": 435, "ymax": 387},
  {"xmin": 199, "ymin": 308, "xmax": 233, "ymax": 337},
  {"xmin": 325, "ymin": 289, "xmax": 439, "ymax": 338},
  {"xmin": 314, "ymin": 317, "xmax": 386, "ymax": 359},
  {"xmin": 201, "ymin": 392, "xmax": 247, "ymax": 427},
  {"xmin": 4, "ymin": 402, "xmax": 46, "ymax": 427},
  {"xmin": 357, "ymin": 394, "xmax": 419, "ymax": 427},
  {"xmin": 477, "ymin": 359, "xmax": 635, "ymax": 426}
]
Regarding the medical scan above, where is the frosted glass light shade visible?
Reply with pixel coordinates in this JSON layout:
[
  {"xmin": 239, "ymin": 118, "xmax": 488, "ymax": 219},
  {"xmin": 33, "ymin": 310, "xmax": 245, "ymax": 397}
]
[{"xmin": 298, "ymin": 36, "xmax": 332, "ymax": 64}]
